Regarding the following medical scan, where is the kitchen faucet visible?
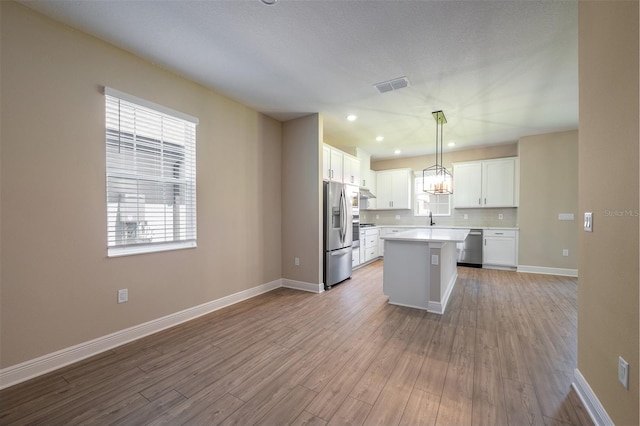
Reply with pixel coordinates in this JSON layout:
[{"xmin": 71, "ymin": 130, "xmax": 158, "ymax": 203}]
[{"xmin": 429, "ymin": 211, "xmax": 435, "ymax": 226}]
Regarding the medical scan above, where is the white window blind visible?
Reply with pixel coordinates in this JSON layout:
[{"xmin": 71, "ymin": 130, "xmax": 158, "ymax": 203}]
[
  {"xmin": 414, "ymin": 175, "xmax": 451, "ymax": 217},
  {"xmin": 105, "ymin": 88, "xmax": 198, "ymax": 257}
]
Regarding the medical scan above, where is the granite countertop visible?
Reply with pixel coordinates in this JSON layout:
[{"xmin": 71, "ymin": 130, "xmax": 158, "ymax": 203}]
[{"xmin": 381, "ymin": 228, "xmax": 470, "ymax": 243}]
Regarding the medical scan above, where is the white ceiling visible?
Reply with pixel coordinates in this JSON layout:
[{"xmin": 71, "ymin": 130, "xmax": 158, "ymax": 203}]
[{"xmin": 22, "ymin": 0, "xmax": 578, "ymax": 160}]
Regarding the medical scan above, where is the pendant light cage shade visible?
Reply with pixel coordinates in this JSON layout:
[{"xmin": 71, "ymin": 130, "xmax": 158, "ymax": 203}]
[
  {"xmin": 423, "ymin": 164, "xmax": 453, "ymax": 195},
  {"xmin": 423, "ymin": 110, "xmax": 453, "ymax": 195}
]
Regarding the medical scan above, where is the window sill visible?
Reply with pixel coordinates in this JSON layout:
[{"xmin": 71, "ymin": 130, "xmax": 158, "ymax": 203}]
[{"xmin": 108, "ymin": 241, "xmax": 197, "ymax": 258}]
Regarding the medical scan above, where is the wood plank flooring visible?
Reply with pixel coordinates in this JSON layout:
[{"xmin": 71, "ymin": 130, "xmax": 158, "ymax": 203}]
[{"xmin": 0, "ymin": 262, "xmax": 593, "ymax": 426}]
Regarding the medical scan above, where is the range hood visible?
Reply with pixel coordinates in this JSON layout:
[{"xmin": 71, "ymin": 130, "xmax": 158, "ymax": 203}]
[{"xmin": 359, "ymin": 188, "xmax": 376, "ymax": 199}]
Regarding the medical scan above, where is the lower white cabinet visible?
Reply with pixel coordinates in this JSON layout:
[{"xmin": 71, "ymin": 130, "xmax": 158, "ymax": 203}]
[
  {"xmin": 483, "ymin": 229, "xmax": 518, "ymax": 268},
  {"xmin": 364, "ymin": 228, "xmax": 379, "ymax": 262},
  {"xmin": 352, "ymin": 247, "xmax": 360, "ymax": 268},
  {"xmin": 378, "ymin": 227, "xmax": 407, "ymax": 257},
  {"xmin": 358, "ymin": 228, "xmax": 379, "ymax": 264}
]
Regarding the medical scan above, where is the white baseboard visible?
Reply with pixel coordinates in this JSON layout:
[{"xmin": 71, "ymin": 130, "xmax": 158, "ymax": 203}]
[
  {"xmin": 572, "ymin": 368, "xmax": 614, "ymax": 426},
  {"xmin": 0, "ymin": 278, "xmax": 283, "ymax": 390},
  {"xmin": 282, "ymin": 278, "xmax": 324, "ymax": 294},
  {"xmin": 517, "ymin": 265, "xmax": 578, "ymax": 277},
  {"xmin": 427, "ymin": 270, "xmax": 458, "ymax": 314}
]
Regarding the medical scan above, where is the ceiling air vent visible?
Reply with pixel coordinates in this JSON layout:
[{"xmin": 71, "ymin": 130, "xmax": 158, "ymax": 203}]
[{"xmin": 374, "ymin": 76, "xmax": 410, "ymax": 94}]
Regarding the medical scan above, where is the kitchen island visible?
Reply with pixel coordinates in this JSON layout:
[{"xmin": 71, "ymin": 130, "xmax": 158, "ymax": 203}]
[{"xmin": 382, "ymin": 228, "xmax": 469, "ymax": 314}]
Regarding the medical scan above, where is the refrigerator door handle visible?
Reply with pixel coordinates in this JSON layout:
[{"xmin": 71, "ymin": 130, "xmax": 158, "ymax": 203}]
[
  {"xmin": 339, "ymin": 188, "xmax": 347, "ymax": 244},
  {"xmin": 330, "ymin": 246, "xmax": 352, "ymax": 256}
]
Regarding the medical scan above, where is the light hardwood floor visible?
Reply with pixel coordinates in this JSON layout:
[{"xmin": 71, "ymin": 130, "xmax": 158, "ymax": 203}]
[{"xmin": 0, "ymin": 261, "xmax": 593, "ymax": 425}]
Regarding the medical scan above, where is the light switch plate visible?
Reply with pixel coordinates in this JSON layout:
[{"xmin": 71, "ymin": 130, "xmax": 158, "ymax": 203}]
[
  {"xmin": 118, "ymin": 289, "xmax": 128, "ymax": 304},
  {"xmin": 431, "ymin": 255, "xmax": 439, "ymax": 265},
  {"xmin": 618, "ymin": 356, "xmax": 629, "ymax": 389},
  {"xmin": 584, "ymin": 212, "xmax": 593, "ymax": 232},
  {"xmin": 559, "ymin": 213, "xmax": 575, "ymax": 221}
]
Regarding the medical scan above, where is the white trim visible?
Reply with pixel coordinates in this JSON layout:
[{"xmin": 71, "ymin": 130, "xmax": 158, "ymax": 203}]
[
  {"xmin": 282, "ymin": 279, "xmax": 324, "ymax": 294},
  {"xmin": 517, "ymin": 265, "xmax": 578, "ymax": 277},
  {"xmin": 0, "ymin": 278, "xmax": 282, "ymax": 390},
  {"xmin": 387, "ymin": 301, "xmax": 432, "ymax": 311},
  {"xmin": 572, "ymin": 368, "xmax": 614, "ymax": 426},
  {"xmin": 427, "ymin": 270, "xmax": 458, "ymax": 314},
  {"xmin": 108, "ymin": 241, "xmax": 197, "ymax": 257},
  {"xmin": 104, "ymin": 87, "xmax": 199, "ymax": 124}
]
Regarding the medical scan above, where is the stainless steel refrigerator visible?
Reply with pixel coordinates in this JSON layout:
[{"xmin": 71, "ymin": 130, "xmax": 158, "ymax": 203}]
[{"xmin": 323, "ymin": 181, "xmax": 353, "ymax": 289}]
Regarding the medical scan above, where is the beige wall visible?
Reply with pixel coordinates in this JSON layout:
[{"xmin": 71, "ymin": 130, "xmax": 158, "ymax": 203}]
[
  {"xmin": 578, "ymin": 1, "xmax": 639, "ymax": 424},
  {"xmin": 518, "ymin": 131, "xmax": 578, "ymax": 271},
  {"xmin": 281, "ymin": 114, "xmax": 323, "ymax": 285},
  {"xmin": 372, "ymin": 142, "xmax": 518, "ymax": 171},
  {"xmin": 0, "ymin": 2, "xmax": 282, "ymax": 367}
]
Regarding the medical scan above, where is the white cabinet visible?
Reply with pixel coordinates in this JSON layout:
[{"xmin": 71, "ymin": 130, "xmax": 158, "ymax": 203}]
[
  {"xmin": 343, "ymin": 154, "xmax": 360, "ymax": 186},
  {"xmin": 364, "ymin": 228, "xmax": 379, "ymax": 262},
  {"xmin": 323, "ymin": 145, "xmax": 344, "ymax": 182},
  {"xmin": 359, "ymin": 227, "xmax": 379, "ymax": 264},
  {"xmin": 375, "ymin": 169, "xmax": 412, "ymax": 210},
  {"xmin": 483, "ymin": 229, "xmax": 518, "ymax": 268},
  {"xmin": 323, "ymin": 144, "xmax": 361, "ymax": 184},
  {"xmin": 453, "ymin": 158, "xmax": 519, "ymax": 208},
  {"xmin": 378, "ymin": 227, "xmax": 407, "ymax": 257},
  {"xmin": 360, "ymin": 169, "xmax": 377, "ymax": 210},
  {"xmin": 452, "ymin": 162, "xmax": 483, "ymax": 208},
  {"xmin": 483, "ymin": 158, "xmax": 517, "ymax": 207},
  {"xmin": 352, "ymin": 247, "xmax": 360, "ymax": 268}
]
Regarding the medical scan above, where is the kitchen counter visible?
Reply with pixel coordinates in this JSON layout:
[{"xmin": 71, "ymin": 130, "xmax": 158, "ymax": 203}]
[
  {"xmin": 376, "ymin": 225, "xmax": 518, "ymax": 230},
  {"xmin": 381, "ymin": 228, "xmax": 470, "ymax": 242},
  {"xmin": 382, "ymin": 228, "xmax": 469, "ymax": 314}
]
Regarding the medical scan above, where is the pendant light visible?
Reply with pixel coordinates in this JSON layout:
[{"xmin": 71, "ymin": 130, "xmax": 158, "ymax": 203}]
[{"xmin": 423, "ymin": 110, "xmax": 453, "ymax": 195}]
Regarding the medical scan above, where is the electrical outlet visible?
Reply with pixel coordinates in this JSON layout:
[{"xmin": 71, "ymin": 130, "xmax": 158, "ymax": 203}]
[
  {"xmin": 498, "ymin": 214, "xmax": 504, "ymax": 220},
  {"xmin": 376, "ymin": 214, "xmax": 379, "ymax": 220},
  {"xmin": 618, "ymin": 356, "xmax": 629, "ymax": 389},
  {"xmin": 463, "ymin": 214, "xmax": 468, "ymax": 220},
  {"xmin": 118, "ymin": 289, "xmax": 128, "ymax": 304},
  {"xmin": 562, "ymin": 249, "xmax": 569, "ymax": 257},
  {"xmin": 294, "ymin": 257, "xmax": 300, "ymax": 266},
  {"xmin": 395, "ymin": 215, "xmax": 401, "ymax": 220},
  {"xmin": 431, "ymin": 255, "xmax": 439, "ymax": 265}
]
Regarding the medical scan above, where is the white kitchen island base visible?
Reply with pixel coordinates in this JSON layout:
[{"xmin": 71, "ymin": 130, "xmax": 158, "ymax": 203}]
[{"xmin": 382, "ymin": 229, "xmax": 469, "ymax": 314}]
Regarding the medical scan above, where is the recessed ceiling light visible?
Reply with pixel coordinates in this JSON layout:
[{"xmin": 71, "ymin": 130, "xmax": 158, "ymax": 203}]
[
  {"xmin": 394, "ymin": 149, "xmax": 401, "ymax": 155},
  {"xmin": 448, "ymin": 142, "xmax": 455, "ymax": 147},
  {"xmin": 260, "ymin": 0, "xmax": 278, "ymax": 4},
  {"xmin": 376, "ymin": 136, "xmax": 384, "ymax": 142},
  {"xmin": 347, "ymin": 114, "xmax": 357, "ymax": 122}
]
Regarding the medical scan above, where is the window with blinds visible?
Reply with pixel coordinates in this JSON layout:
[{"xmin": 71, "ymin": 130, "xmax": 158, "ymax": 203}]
[
  {"xmin": 105, "ymin": 88, "xmax": 198, "ymax": 257},
  {"xmin": 414, "ymin": 175, "xmax": 451, "ymax": 217}
]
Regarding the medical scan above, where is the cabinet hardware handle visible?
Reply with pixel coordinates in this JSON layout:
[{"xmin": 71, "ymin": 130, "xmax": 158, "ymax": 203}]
[
  {"xmin": 495, "ymin": 232, "xmax": 504, "ymax": 235},
  {"xmin": 478, "ymin": 198, "xmax": 481, "ymax": 205},
  {"xmin": 484, "ymin": 198, "xmax": 487, "ymax": 205}
]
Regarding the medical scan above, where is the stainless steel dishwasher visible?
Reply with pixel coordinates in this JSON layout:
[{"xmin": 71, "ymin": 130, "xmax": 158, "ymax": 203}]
[{"xmin": 457, "ymin": 229, "xmax": 483, "ymax": 267}]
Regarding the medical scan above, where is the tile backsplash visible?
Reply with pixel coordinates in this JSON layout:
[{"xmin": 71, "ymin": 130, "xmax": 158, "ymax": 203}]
[{"xmin": 360, "ymin": 207, "xmax": 518, "ymax": 228}]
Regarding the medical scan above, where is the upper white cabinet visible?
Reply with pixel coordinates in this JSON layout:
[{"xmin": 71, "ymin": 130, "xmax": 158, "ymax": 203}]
[
  {"xmin": 323, "ymin": 145, "xmax": 344, "ymax": 182},
  {"xmin": 453, "ymin": 157, "xmax": 519, "ymax": 208},
  {"xmin": 452, "ymin": 162, "xmax": 483, "ymax": 208},
  {"xmin": 376, "ymin": 168, "xmax": 412, "ymax": 210},
  {"xmin": 360, "ymin": 169, "xmax": 377, "ymax": 210},
  {"xmin": 323, "ymin": 144, "xmax": 360, "ymax": 184},
  {"xmin": 343, "ymin": 154, "xmax": 360, "ymax": 186}
]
